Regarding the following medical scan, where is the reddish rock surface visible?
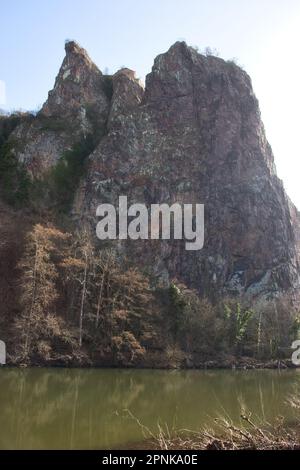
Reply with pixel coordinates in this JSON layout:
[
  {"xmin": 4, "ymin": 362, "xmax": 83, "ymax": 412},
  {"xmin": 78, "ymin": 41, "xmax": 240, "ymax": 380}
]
[
  {"xmin": 11, "ymin": 41, "xmax": 300, "ymax": 301},
  {"xmin": 10, "ymin": 41, "xmax": 110, "ymax": 175},
  {"xmin": 80, "ymin": 42, "xmax": 300, "ymax": 301}
]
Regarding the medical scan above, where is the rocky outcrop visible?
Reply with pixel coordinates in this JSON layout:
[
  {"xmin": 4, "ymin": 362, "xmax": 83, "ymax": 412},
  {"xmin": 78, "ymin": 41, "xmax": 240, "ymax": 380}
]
[
  {"xmin": 108, "ymin": 68, "xmax": 143, "ymax": 127},
  {"xmin": 9, "ymin": 41, "xmax": 111, "ymax": 176},
  {"xmin": 79, "ymin": 41, "xmax": 300, "ymax": 301},
  {"xmin": 9, "ymin": 41, "xmax": 300, "ymax": 301}
]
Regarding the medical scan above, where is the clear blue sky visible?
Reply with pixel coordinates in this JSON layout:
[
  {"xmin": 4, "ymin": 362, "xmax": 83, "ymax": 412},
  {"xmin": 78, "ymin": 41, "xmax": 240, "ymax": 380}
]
[{"xmin": 1, "ymin": 0, "xmax": 300, "ymax": 207}]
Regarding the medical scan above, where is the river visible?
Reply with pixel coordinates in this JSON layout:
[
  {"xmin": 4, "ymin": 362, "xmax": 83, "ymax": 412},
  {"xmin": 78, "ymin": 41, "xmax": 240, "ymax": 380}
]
[{"xmin": 0, "ymin": 368, "xmax": 299, "ymax": 449}]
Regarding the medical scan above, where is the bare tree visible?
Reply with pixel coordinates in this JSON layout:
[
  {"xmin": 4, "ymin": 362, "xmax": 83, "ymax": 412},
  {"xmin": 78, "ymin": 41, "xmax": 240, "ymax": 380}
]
[
  {"xmin": 92, "ymin": 249, "xmax": 114, "ymax": 329},
  {"xmin": 16, "ymin": 224, "xmax": 69, "ymax": 362},
  {"xmin": 61, "ymin": 228, "xmax": 94, "ymax": 347}
]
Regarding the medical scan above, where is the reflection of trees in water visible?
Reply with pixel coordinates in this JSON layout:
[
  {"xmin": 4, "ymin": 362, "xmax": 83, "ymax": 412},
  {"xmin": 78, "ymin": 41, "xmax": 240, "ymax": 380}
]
[
  {"xmin": 0, "ymin": 369, "xmax": 299, "ymax": 449},
  {"xmin": 0, "ymin": 369, "xmax": 82, "ymax": 448},
  {"xmin": 0, "ymin": 369, "xmax": 152, "ymax": 448}
]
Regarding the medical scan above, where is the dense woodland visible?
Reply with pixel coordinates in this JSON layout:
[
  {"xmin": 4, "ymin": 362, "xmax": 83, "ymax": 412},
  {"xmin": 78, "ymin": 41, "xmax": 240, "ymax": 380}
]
[
  {"xmin": 4, "ymin": 219, "xmax": 299, "ymax": 367},
  {"xmin": 0, "ymin": 113, "xmax": 299, "ymax": 367}
]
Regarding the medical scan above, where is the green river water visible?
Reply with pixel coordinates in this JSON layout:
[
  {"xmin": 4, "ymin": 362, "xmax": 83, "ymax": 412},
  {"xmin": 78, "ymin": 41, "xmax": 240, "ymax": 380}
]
[{"xmin": 0, "ymin": 368, "xmax": 299, "ymax": 449}]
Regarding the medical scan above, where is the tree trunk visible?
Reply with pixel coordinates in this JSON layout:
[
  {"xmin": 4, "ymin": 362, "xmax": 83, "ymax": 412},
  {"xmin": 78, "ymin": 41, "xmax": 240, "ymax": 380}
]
[{"xmin": 79, "ymin": 252, "xmax": 88, "ymax": 347}]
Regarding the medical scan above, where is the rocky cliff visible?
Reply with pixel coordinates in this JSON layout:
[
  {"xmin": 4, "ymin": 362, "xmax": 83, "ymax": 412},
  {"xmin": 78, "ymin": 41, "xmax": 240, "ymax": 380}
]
[
  {"xmin": 9, "ymin": 41, "xmax": 110, "ymax": 176},
  {"xmin": 80, "ymin": 41, "xmax": 300, "ymax": 302},
  {"xmin": 4, "ymin": 40, "xmax": 300, "ymax": 303}
]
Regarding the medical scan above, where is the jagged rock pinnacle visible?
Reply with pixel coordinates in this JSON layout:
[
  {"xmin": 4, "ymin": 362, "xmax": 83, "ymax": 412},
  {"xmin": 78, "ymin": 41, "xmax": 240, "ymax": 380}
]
[{"xmin": 65, "ymin": 39, "xmax": 82, "ymax": 54}]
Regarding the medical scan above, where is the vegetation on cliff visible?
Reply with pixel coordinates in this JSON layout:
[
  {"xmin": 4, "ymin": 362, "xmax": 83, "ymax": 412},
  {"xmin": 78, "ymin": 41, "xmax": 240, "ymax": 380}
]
[
  {"xmin": 1, "ymin": 218, "xmax": 297, "ymax": 367},
  {"xmin": 0, "ymin": 113, "xmax": 33, "ymax": 206}
]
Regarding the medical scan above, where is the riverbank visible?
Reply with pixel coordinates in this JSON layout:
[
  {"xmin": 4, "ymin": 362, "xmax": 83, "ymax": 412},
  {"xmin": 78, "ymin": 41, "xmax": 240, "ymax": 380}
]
[
  {"xmin": 6, "ymin": 355, "xmax": 297, "ymax": 370},
  {"xmin": 121, "ymin": 427, "xmax": 300, "ymax": 450},
  {"xmin": 119, "ymin": 402, "xmax": 300, "ymax": 450}
]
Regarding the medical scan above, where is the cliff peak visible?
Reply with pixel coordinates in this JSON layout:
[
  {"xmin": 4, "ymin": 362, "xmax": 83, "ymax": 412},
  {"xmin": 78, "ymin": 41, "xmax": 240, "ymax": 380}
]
[
  {"xmin": 9, "ymin": 40, "xmax": 111, "ymax": 174},
  {"xmin": 64, "ymin": 39, "xmax": 83, "ymax": 54},
  {"xmin": 38, "ymin": 38, "xmax": 111, "ymax": 124},
  {"xmin": 63, "ymin": 40, "xmax": 99, "ymax": 71}
]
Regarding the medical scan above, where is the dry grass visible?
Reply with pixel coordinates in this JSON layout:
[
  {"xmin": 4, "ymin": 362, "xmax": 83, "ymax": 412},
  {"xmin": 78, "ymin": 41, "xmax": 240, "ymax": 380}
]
[{"xmin": 122, "ymin": 398, "xmax": 300, "ymax": 450}]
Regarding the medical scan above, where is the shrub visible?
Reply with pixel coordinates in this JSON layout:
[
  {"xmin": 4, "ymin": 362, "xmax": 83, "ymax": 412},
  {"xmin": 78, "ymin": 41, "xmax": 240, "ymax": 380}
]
[
  {"xmin": 102, "ymin": 75, "xmax": 114, "ymax": 100},
  {"xmin": 48, "ymin": 135, "xmax": 95, "ymax": 212},
  {"xmin": 0, "ymin": 112, "xmax": 34, "ymax": 147},
  {"xmin": 223, "ymin": 301, "xmax": 254, "ymax": 353},
  {"xmin": 38, "ymin": 115, "xmax": 73, "ymax": 132},
  {"xmin": 111, "ymin": 331, "xmax": 145, "ymax": 366},
  {"xmin": 253, "ymin": 299, "xmax": 299, "ymax": 359},
  {"xmin": 0, "ymin": 141, "xmax": 31, "ymax": 206}
]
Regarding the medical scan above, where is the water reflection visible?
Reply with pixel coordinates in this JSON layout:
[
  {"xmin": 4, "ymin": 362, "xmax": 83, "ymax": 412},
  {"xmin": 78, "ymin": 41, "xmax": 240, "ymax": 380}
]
[{"xmin": 0, "ymin": 368, "xmax": 299, "ymax": 449}]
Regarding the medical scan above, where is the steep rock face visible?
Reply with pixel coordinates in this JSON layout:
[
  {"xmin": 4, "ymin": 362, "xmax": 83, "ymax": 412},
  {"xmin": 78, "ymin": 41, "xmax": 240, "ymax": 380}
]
[
  {"xmin": 78, "ymin": 42, "xmax": 300, "ymax": 301},
  {"xmin": 108, "ymin": 68, "xmax": 144, "ymax": 126},
  {"xmin": 10, "ymin": 41, "xmax": 110, "ymax": 175},
  {"xmin": 41, "ymin": 40, "xmax": 109, "ymax": 123},
  {"xmin": 6, "ymin": 40, "xmax": 299, "ymax": 301}
]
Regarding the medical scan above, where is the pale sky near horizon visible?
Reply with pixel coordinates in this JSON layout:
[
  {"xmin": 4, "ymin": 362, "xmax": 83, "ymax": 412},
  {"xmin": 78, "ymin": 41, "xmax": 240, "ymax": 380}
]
[{"xmin": 1, "ymin": 0, "xmax": 300, "ymax": 208}]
